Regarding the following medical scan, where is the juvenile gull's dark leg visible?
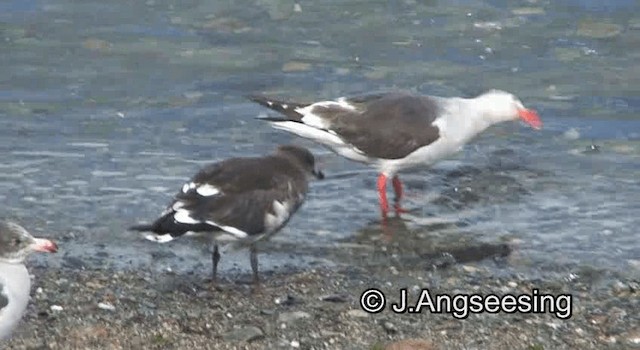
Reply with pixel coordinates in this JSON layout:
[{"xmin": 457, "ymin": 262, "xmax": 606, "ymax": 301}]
[
  {"xmin": 211, "ymin": 243, "xmax": 220, "ymax": 283},
  {"xmin": 250, "ymin": 245, "xmax": 259, "ymax": 285}
]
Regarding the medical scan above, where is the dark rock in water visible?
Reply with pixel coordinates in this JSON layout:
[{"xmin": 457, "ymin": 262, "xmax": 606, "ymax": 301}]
[
  {"xmin": 435, "ymin": 171, "xmax": 530, "ymax": 209},
  {"xmin": 150, "ymin": 250, "xmax": 177, "ymax": 259},
  {"xmin": 95, "ymin": 251, "xmax": 109, "ymax": 258},
  {"xmin": 444, "ymin": 165, "xmax": 482, "ymax": 180},
  {"xmin": 584, "ymin": 144, "xmax": 601, "ymax": 154},
  {"xmin": 223, "ymin": 326, "xmax": 264, "ymax": 342},
  {"xmin": 491, "ymin": 148, "xmax": 517, "ymax": 157},
  {"xmin": 62, "ymin": 256, "xmax": 86, "ymax": 269},
  {"xmin": 424, "ymin": 243, "xmax": 512, "ymax": 268},
  {"xmin": 430, "ymin": 252, "xmax": 458, "ymax": 268},
  {"xmin": 487, "ymin": 148, "xmax": 529, "ymax": 172},
  {"xmin": 449, "ymin": 243, "xmax": 511, "ymax": 263},
  {"xmin": 432, "ymin": 186, "xmax": 480, "ymax": 209}
]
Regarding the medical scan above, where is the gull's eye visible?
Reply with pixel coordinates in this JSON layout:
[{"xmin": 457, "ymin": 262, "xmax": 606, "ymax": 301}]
[{"xmin": 11, "ymin": 238, "xmax": 21, "ymax": 246}]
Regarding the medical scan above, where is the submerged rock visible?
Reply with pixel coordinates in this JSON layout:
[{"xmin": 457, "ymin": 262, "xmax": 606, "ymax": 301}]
[
  {"xmin": 577, "ymin": 20, "xmax": 623, "ymax": 39},
  {"xmin": 282, "ymin": 61, "xmax": 312, "ymax": 72}
]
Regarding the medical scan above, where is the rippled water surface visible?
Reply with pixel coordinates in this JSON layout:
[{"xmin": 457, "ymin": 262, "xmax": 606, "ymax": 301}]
[{"xmin": 1, "ymin": 0, "xmax": 638, "ymax": 280}]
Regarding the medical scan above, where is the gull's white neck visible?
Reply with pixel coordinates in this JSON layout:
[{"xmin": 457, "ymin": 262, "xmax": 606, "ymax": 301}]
[
  {"xmin": 0, "ymin": 262, "xmax": 31, "ymax": 340},
  {"xmin": 438, "ymin": 97, "xmax": 498, "ymax": 143}
]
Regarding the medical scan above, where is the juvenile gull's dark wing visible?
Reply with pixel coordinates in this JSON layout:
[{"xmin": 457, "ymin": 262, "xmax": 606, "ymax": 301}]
[{"xmin": 132, "ymin": 156, "xmax": 308, "ymax": 241}]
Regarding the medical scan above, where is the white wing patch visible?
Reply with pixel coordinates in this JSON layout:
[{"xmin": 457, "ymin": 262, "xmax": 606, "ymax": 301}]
[
  {"xmin": 196, "ymin": 184, "xmax": 220, "ymax": 196},
  {"xmin": 264, "ymin": 200, "xmax": 292, "ymax": 232},
  {"xmin": 145, "ymin": 233, "xmax": 175, "ymax": 243},
  {"xmin": 161, "ymin": 200, "xmax": 185, "ymax": 216},
  {"xmin": 220, "ymin": 225, "xmax": 249, "ymax": 238},
  {"xmin": 181, "ymin": 182, "xmax": 221, "ymax": 196},
  {"xmin": 204, "ymin": 220, "xmax": 248, "ymax": 239},
  {"xmin": 182, "ymin": 182, "xmax": 196, "ymax": 193},
  {"xmin": 173, "ymin": 209, "xmax": 200, "ymax": 224},
  {"xmin": 295, "ymin": 99, "xmax": 356, "ymax": 129}
]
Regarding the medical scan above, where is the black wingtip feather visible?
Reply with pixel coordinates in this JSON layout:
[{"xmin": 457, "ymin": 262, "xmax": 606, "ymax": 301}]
[
  {"xmin": 258, "ymin": 116, "xmax": 294, "ymax": 122},
  {"xmin": 247, "ymin": 94, "xmax": 306, "ymax": 121},
  {"xmin": 131, "ymin": 212, "xmax": 219, "ymax": 236},
  {"xmin": 129, "ymin": 223, "xmax": 154, "ymax": 232}
]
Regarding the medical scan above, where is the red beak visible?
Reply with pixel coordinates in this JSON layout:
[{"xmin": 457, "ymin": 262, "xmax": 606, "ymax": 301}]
[
  {"xmin": 517, "ymin": 108, "xmax": 542, "ymax": 130},
  {"xmin": 31, "ymin": 238, "xmax": 58, "ymax": 253}
]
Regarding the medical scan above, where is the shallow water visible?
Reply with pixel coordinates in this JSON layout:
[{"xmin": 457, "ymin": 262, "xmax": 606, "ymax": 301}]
[{"xmin": 1, "ymin": 0, "xmax": 638, "ymax": 282}]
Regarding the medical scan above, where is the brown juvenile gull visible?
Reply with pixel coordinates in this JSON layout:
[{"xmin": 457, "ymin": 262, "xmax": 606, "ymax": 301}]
[{"xmin": 131, "ymin": 145, "xmax": 324, "ymax": 284}]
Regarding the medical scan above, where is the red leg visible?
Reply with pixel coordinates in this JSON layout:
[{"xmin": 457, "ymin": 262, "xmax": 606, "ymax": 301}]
[
  {"xmin": 377, "ymin": 174, "xmax": 389, "ymax": 218},
  {"xmin": 392, "ymin": 175, "xmax": 409, "ymax": 214}
]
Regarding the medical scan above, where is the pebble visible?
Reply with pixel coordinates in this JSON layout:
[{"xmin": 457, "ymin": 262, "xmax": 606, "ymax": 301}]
[
  {"xmin": 274, "ymin": 294, "xmax": 298, "ymax": 306},
  {"xmin": 223, "ymin": 326, "xmax": 264, "ymax": 343},
  {"xmin": 291, "ymin": 340, "xmax": 300, "ymax": 348},
  {"xmin": 278, "ymin": 311, "xmax": 311, "ymax": 323},
  {"xmin": 461, "ymin": 265, "xmax": 479, "ymax": 273},
  {"xmin": 385, "ymin": 339, "xmax": 434, "ymax": 350},
  {"xmin": 623, "ymin": 328, "xmax": 640, "ymax": 345},
  {"xmin": 346, "ymin": 309, "xmax": 369, "ymax": 318},
  {"xmin": 50, "ymin": 305, "xmax": 64, "ymax": 312},
  {"xmin": 382, "ymin": 321, "xmax": 398, "ymax": 334},
  {"xmin": 320, "ymin": 293, "xmax": 349, "ymax": 303},
  {"xmin": 546, "ymin": 321, "xmax": 561, "ymax": 330},
  {"xmin": 97, "ymin": 302, "xmax": 116, "ymax": 311}
]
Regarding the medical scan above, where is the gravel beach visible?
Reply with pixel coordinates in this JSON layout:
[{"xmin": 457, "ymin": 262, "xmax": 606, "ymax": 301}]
[{"xmin": 5, "ymin": 237, "xmax": 639, "ymax": 350}]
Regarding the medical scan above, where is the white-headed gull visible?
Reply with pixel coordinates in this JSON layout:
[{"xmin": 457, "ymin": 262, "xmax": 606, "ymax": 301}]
[
  {"xmin": 131, "ymin": 145, "xmax": 323, "ymax": 284},
  {"xmin": 0, "ymin": 221, "xmax": 58, "ymax": 340},
  {"xmin": 249, "ymin": 90, "xmax": 542, "ymax": 219}
]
